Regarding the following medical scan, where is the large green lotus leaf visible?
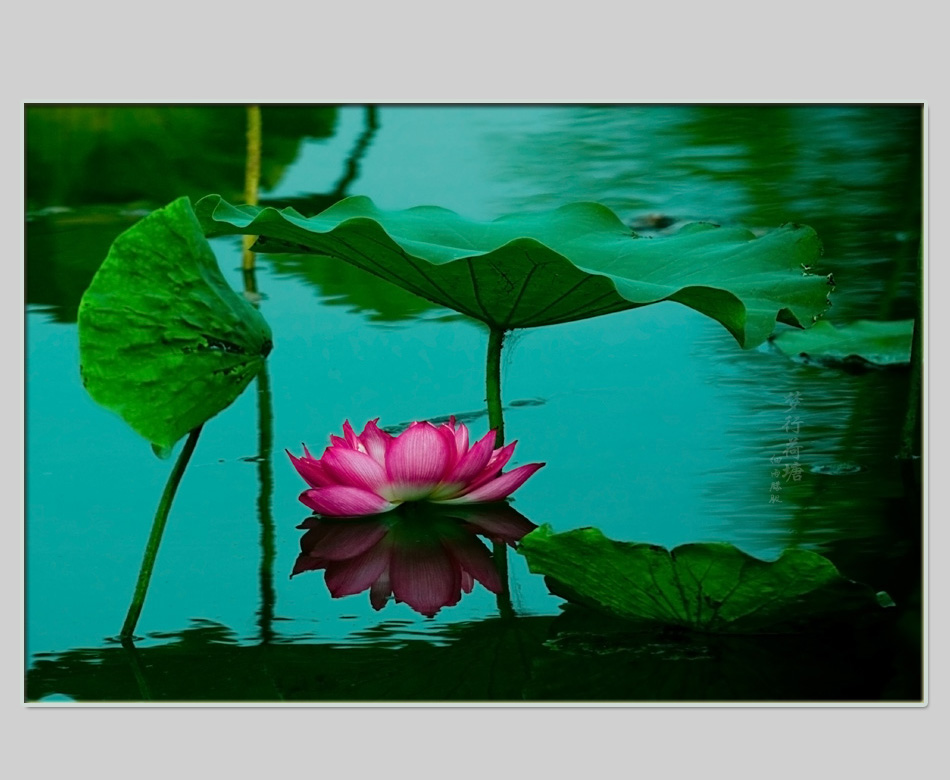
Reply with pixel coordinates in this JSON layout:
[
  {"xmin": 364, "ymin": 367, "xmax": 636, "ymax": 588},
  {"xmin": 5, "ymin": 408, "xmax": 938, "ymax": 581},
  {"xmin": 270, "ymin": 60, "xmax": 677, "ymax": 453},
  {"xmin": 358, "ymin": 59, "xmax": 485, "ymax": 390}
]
[
  {"xmin": 518, "ymin": 525, "xmax": 888, "ymax": 633},
  {"xmin": 78, "ymin": 198, "xmax": 273, "ymax": 449},
  {"xmin": 195, "ymin": 195, "xmax": 833, "ymax": 346},
  {"xmin": 771, "ymin": 319, "xmax": 913, "ymax": 368}
]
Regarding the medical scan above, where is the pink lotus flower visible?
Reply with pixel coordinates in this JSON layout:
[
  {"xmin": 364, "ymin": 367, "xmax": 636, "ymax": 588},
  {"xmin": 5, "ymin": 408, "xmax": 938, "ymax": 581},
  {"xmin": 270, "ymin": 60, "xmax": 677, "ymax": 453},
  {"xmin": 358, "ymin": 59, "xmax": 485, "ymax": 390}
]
[
  {"xmin": 288, "ymin": 418, "xmax": 544, "ymax": 517},
  {"xmin": 292, "ymin": 503, "xmax": 536, "ymax": 616}
]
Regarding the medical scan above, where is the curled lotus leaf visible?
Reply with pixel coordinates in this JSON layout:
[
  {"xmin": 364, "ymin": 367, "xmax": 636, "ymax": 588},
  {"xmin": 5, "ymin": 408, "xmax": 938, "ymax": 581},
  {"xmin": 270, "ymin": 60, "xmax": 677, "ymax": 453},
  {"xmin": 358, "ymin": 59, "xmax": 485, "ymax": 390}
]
[
  {"xmin": 195, "ymin": 194, "xmax": 833, "ymax": 347},
  {"xmin": 78, "ymin": 197, "xmax": 273, "ymax": 449},
  {"xmin": 517, "ymin": 525, "xmax": 889, "ymax": 633}
]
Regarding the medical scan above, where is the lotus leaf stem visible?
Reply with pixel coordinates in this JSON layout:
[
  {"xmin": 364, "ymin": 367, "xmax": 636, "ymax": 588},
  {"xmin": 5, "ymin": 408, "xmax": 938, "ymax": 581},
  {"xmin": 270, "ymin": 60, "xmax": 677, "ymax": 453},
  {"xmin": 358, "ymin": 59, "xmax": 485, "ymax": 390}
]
[
  {"xmin": 119, "ymin": 425, "xmax": 203, "ymax": 639},
  {"xmin": 242, "ymin": 104, "xmax": 262, "ymax": 272},
  {"xmin": 486, "ymin": 327, "xmax": 506, "ymax": 446}
]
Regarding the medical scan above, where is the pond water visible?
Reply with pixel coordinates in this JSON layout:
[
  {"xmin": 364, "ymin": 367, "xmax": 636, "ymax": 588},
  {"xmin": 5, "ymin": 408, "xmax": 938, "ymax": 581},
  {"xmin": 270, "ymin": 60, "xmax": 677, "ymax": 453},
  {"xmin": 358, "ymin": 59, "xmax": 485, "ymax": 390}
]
[{"xmin": 25, "ymin": 105, "xmax": 923, "ymax": 702}]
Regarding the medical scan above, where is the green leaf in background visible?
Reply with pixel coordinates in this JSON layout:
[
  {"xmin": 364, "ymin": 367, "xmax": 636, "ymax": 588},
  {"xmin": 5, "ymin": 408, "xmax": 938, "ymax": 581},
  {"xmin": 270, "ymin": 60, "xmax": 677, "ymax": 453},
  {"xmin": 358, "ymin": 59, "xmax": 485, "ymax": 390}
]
[
  {"xmin": 78, "ymin": 198, "xmax": 273, "ymax": 449},
  {"xmin": 26, "ymin": 105, "xmax": 337, "ymax": 210},
  {"xmin": 195, "ymin": 195, "xmax": 833, "ymax": 347},
  {"xmin": 518, "ymin": 525, "xmax": 889, "ymax": 633},
  {"xmin": 771, "ymin": 319, "xmax": 914, "ymax": 368},
  {"xmin": 26, "ymin": 209, "xmax": 143, "ymax": 324},
  {"xmin": 25, "ymin": 105, "xmax": 341, "ymax": 323}
]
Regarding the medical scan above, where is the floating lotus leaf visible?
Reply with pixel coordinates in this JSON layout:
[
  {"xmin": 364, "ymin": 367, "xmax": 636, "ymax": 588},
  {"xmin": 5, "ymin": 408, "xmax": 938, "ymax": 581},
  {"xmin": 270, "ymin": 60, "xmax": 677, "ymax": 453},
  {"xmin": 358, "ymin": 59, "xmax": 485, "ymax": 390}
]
[
  {"xmin": 771, "ymin": 319, "xmax": 914, "ymax": 368},
  {"xmin": 78, "ymin": 197, "xmax": 273, "ymax": 449},
  {"xmin": 518, "ymin": 525, "xmax": 889, "ymax": 633},
  {"xmin": 195, "ymin": 195, "xmax": 832, "ymax": 346}
]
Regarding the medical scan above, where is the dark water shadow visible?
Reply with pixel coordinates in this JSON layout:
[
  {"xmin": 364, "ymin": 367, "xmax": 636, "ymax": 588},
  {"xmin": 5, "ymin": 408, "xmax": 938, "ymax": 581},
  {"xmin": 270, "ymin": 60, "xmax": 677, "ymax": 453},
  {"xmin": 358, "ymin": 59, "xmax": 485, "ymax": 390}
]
[{"xmin": 26, "ymin": 599, "xmax": 920, "ymax": 702}]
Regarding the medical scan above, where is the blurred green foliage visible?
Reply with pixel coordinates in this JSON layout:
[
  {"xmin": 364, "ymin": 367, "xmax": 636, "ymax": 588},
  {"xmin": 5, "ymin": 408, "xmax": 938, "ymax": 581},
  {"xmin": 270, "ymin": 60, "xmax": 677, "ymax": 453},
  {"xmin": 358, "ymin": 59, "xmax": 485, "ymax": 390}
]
[{"xmin": 26, "ymin": 105, "xmax": 337, "ymax": 209}]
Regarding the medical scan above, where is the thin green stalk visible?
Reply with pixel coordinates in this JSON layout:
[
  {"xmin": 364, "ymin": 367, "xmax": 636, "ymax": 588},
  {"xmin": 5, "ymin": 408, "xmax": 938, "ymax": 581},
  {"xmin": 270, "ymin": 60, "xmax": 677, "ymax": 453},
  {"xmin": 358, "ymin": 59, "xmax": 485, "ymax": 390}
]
[
  {"xmin": 242, "ymin": 104, "xmax": 262, "ymax": 273},
  {"xmin": 255, "ymin": 366, "xmax": 276, "ymax": 643},
  {"xmin": 120, "ymin": 425, "xmax": 203, "ymax": 639},
  {"xmin": 486, "ymin": 328, "xmax": 514, "ymax": 615},
  {"xmin": 486, "ymin": 327, "xmax": 506, "ymax": 446},
  {"xmin": 242, "ymin": 265, "xmax": 259, "ymax": 298}
]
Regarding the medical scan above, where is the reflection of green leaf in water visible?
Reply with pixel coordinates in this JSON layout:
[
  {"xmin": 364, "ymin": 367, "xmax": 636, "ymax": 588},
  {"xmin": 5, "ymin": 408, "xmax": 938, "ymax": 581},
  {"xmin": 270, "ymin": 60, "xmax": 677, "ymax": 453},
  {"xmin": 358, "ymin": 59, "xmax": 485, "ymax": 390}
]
[
  {"xmin": 78, "ymin": 198, "xmax": 273, "ymax": 449},
  {"xmin": 26, "ymin": 105, "xmax": 337, "ymax": 210},
  {"xmin": 523, "ymin": 607, "xmax": 913, "ymax": 702},
  {"xmin": 771, "ymin": 319, "xmax": 914, "ymax": 368},
  {"xmin": 26, "ymin": 208, "xmax": 142, "ymax": 323},
  {"xmin": 196, "ymin": 195, "xmax": 831, "ymax": 346},
  {"xmin": 265, "ymin": 253, "xmax": 451, "ymax": 323},
  {"xmin": 518, "ymin": 525, "xmax": 888, "ymax": 633}
]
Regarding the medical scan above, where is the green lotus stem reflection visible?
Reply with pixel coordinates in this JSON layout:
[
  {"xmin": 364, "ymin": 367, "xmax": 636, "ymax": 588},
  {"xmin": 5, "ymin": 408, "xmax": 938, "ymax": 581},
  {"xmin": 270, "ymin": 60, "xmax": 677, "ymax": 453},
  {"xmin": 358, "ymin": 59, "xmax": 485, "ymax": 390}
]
[
  {"xmin": 119, "ymin": 425, "xmax": 203, "ymax": 639},
  {"xmin": 242, "ymin": 104, "xmax": 262, "ymax": 274},
  {"xmin": 244, "ymin": 243, "xmax": 275, "ymax": 641},
  {"xmin": 255, "ymin": 366, "xmax": 276, "ymax": 643},
  {"xmin": 493, "ymin": 541, "xmax": 514, "ymax": 619},
  {"xmin": 486, "ymin": 327, "xmax": 506, "ymax": 446},
  {"xmin": 120, "ymin": 637, "xmax": 153, "ymax": 700}
]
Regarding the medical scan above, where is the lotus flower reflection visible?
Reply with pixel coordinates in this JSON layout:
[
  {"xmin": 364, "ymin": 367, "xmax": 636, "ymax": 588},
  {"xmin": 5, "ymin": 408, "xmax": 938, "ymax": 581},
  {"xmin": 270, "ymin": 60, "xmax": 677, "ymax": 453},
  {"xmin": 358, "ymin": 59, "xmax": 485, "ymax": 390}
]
[
  {"xmin": 292, "ymin": 503, "xmax": 537, "ymax": 616},
  {"xmin": 288, "ymin": 418, "xmax": 544, "ymax": 517}
]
